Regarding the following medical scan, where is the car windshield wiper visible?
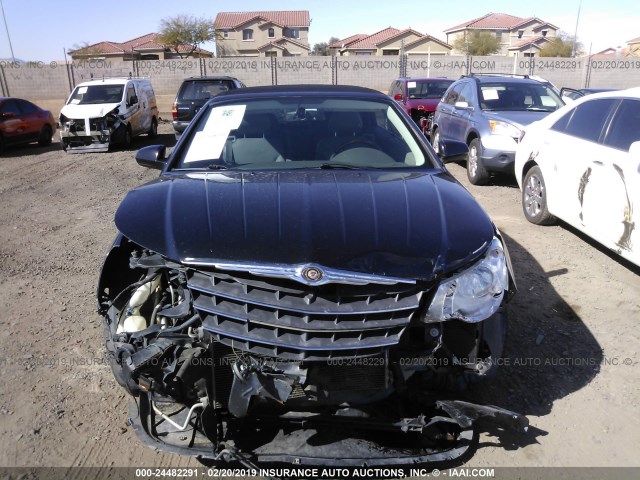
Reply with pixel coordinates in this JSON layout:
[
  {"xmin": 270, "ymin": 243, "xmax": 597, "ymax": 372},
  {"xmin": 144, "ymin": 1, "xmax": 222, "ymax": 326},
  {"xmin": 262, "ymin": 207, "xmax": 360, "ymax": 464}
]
[
  {"xmin": 526, "ymin": 106, "xmax": 553, "ymax": 111},
  {"xmin": 320, "ymin": 162, "xmax": 361, "ymax": 170}
]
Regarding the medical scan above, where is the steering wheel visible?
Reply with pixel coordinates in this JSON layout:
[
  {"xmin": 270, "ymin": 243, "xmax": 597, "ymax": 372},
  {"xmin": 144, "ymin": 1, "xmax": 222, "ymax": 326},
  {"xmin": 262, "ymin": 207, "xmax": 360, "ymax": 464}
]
[{"xmin": 331, "ymin": 137, "xmax": 379, "ymax": 158}]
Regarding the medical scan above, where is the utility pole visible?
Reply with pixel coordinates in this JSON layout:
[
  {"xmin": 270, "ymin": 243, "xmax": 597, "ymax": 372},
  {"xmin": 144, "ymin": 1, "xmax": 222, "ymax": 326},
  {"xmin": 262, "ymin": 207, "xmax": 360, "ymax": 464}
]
[
  {"xmin": 571, "ymin": 0, "xmax": 582, "ymax": 58},
  {"xmin": 0, "ymin": 0, "xmax": 15, "ymax": 63}
]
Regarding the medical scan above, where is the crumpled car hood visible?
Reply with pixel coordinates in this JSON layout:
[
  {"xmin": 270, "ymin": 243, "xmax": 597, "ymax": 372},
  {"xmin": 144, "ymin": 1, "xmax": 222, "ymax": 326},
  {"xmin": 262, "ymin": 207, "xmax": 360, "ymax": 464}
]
[
  {"xmin": 115, "ymin": 170, "xmax": 495, "ymax": 280},
  {"xmin": 60, "ymin": 102, "xmax": 120, "ymax": 119}
]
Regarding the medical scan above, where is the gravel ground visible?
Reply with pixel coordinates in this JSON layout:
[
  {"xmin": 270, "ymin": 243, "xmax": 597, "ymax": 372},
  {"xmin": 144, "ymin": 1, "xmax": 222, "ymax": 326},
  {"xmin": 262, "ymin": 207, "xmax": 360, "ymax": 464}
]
[{"xmin": 0, "ymin": 122, "xmax": 638, "ymax": 474}]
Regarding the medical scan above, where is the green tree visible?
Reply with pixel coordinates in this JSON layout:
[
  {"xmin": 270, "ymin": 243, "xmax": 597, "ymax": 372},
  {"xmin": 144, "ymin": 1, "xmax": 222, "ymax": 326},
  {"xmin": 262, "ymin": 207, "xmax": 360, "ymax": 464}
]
[
  {"xmin": 312, "ymin": 37, "xmax": 340, "ymax": 56},
  {"xmin": 157, "ymin": 14, "xmax": 216, "ymax": 59},
  {"xmin": 453, "ymin": 31, "xmax": 501, "ymax": 56},
  {"xmin": 539, "ymin": 32, "xmax": 583, "ymax": 57},
  {"xmin": 312, "ymin": 42, "xmax": 329, "ymax": 56}
]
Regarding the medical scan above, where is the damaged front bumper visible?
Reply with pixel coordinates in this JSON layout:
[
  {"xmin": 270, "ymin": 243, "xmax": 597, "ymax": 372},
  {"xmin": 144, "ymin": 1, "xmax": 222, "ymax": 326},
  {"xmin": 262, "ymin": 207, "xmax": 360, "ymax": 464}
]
[
  {"xmin": 130, "ymin": 393, "xmax": 528, "ymax": 467},
  {"xmin": 98, "ymin": 236, "xmax": 522, "ymax": 467},
  {"xmin": 59, "ymin": 115, "xmax": 126, "ymax": 153}
]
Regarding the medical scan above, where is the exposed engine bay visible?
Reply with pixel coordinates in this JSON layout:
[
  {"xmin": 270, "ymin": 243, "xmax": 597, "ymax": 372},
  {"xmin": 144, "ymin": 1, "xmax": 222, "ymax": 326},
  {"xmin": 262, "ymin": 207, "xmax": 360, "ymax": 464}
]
[
  {"xmin": 59, "ymin": 109, "xmax": 128, "ymax": 152},
  {"xmin": 97, "ymin": 235, "xmax": 527, "ymax": 466}
]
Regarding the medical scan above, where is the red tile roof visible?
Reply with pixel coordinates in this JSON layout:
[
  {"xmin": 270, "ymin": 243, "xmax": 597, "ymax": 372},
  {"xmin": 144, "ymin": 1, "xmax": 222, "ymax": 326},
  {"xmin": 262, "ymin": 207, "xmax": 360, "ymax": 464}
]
[
  {"xmin": 330, "ymin": 34, "xmax": 368, "ymax": 48},
  {"xmin": 377, "ymin": 28, "xmax": 424, "ymax": 46},
  {"xmin": 345, "ymin": 27, "xmax": 401, "ymax": 49},
  {"xmin": 628, "ymin": 36, "xmax": 640, "ymax": 44},
  {"xmin": 276, "ymin": 36, "xmax": 311, "ymax": 50},
  {"xmin": 445, "ymin": 13, "xmax": 529, "ymax": 33},
  {"xmin": 257, "ymin": 41, "xmax": 286, "ymax": 51},
  {"xmin": 215, "ymin": 11, "xmax": 310, "ymax": 28},
  {"xmin": 69, "ymin": 41, "xmax": 125, "ymax": 55},
  {"xmin": 507, "ymin": 35, "xmax": 548, "ymax": 50},
  {"xmin": 68, "ymin": 33, "xmax": 212, "ymax": 56}
]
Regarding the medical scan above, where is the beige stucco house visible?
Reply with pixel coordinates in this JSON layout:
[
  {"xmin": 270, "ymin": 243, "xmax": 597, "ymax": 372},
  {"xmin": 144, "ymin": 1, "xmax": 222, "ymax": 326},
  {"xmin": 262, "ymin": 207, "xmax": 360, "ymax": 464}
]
[
  {"xmin": 214, "ymin": 11, "xmax": 310, "ymax": 57},
  {"xmin": 627, "ymin": 37, "xmax": 640, "ymax": 56},
  {"xmin": 330, "ymin": 28, "xmax": 452, "ymax": 56},
  {"xmin": 445, "ymin": 13, "xmax": 559, "ymax": 57}
]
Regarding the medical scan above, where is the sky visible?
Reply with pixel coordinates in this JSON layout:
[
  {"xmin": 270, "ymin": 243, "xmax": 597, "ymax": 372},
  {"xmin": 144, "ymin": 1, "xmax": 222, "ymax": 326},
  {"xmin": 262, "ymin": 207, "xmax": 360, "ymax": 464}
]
[{"xmin": 0, "ymin": 0, "xmax": 638, "ymax": 61}]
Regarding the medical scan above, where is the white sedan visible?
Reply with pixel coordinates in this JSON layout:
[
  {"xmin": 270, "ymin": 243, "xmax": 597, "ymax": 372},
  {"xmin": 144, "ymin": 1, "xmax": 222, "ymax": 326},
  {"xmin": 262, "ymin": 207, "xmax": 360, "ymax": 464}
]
[{"xmin": 515, "ymin": 87, "xmax": 640, "ymax": 267}]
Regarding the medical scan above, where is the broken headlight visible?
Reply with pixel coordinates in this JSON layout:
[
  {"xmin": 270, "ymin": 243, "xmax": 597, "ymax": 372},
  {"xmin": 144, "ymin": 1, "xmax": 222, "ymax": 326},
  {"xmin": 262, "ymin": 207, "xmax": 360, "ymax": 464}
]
[{"xmin": 425, "ymin": 236, "xmax": 508, "ymax": 323}]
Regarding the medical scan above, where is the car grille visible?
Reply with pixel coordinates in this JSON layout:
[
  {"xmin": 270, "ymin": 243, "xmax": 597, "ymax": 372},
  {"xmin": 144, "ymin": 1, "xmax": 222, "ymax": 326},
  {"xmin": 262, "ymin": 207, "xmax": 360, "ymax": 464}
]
[{"xmin": 188, "ymin": 268, "xmax": 425, "ymax": 361}]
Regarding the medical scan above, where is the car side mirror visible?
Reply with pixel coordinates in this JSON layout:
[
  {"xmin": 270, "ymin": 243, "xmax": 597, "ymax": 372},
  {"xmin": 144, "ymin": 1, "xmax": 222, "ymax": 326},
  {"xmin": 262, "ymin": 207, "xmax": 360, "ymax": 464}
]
[
  {"xmin": 0, "ymin": 111, "xmax": 15, "ymax": 120},
  {"xmin": 438, "ymin": 140, "xmax": 469, "ymax": 163},
  {"xmin": 136, "ymin": 145, "xmax": 167, "ymax": 170},
  {"xmin": 393, "ymin": 93, "xmax": 403, "ymax": 101},
  {"xmin": 560, "ymin": 87, "xmax": 581, "ymax": 102},
  {"xmin": 454, "ymin": 101, "xmax": 471, "ymax": 110},
  {"xmin": 128, "ymin": 95, "xmax": 138, "ymax": 107}
]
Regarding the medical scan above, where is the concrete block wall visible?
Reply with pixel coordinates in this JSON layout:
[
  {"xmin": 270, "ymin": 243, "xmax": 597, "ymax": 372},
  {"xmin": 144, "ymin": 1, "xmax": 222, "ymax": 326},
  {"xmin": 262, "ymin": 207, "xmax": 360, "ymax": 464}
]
[
  {"xmin": 1, "ymin": 56, "xmax": 638, "ymax": 119},
  {"xmin": 335, "ymin": 57, "xmax": 401, "ymax": 91}
]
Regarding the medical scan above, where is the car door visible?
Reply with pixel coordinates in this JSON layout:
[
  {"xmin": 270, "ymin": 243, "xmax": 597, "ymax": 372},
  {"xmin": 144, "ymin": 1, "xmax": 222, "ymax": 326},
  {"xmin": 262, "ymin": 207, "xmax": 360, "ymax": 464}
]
[
  {"xmin": 595, "ymin": 98, "xmax": 640, "ymax": 263},
  {"xmin": 447, "ymin": 82, "xmax": 474, "ymax": 142},
  {"xmin": 436, "ymin": 82, "xmax": 465, "ymax": 141},
  {"xmin": 542, "ymin": 98, "xmax": 619, "ymax": 231},
  {"xmin": 16, "ymin": 99, "xmax": 43, "ymax": 141},
  {"xmin": 124, "ymin": 82, "xmax": 144, "ymax": 135},
  {"xmin": 0, "ymin": 99, "xmax": 28, "ymax": 145}
]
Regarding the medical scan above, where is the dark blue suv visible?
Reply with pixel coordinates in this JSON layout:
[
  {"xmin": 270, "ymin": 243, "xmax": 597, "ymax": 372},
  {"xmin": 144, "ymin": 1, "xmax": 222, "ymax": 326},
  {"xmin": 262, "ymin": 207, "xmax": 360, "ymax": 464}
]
[{"xmin": 431, "ymin": 74, "xmax": 564, "ymax": 185}]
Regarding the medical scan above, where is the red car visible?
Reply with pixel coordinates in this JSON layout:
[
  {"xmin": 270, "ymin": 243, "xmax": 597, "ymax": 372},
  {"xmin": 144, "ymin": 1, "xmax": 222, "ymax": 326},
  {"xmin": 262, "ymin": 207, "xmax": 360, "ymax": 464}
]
[
  {"xmin": 388, "ymin": 77, "xmax": 453, "ymax": 137},
  {"xmin": 0, "ymin": 97, "xmax": 56, "ymax": 152}
]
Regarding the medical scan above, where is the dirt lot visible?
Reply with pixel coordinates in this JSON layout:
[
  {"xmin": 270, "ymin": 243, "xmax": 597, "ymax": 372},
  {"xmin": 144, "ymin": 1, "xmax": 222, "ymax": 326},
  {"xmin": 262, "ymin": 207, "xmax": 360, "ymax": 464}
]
[{"xmin": 0, "ymin": 122, "xmax": 638, "ymax": 474}]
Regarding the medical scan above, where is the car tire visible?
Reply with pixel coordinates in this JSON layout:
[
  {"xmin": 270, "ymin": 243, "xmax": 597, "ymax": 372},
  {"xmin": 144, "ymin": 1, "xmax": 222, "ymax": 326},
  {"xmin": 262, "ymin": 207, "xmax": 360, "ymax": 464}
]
[
  {"xmin": 466, "ymin": 138, "xmax": 489, "ymax": 185},
  {"xmin": 123, "ymin": 127, "xmax": 132, "ymax": 149},
  {"xmin": 38, "ymin": 125, "xmax": 52, "ymax": 146},
  {"xmin": 522, "ymin": 165, "xmax": 556, "ymax": 225},
  {"xmin": 148, "ymin": 117, "xmax": 158, "ymax": 138},
  {"xmin": 431, "ymin": 128, "xmax": 440, "ymax": 155}
]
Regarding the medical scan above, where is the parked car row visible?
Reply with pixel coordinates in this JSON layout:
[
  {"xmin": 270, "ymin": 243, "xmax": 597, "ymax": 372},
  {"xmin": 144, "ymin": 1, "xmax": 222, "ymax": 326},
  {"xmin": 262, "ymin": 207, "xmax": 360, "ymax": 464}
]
[{"xmin": 393, "ymin": 73, "xmax": 638, "ymax": 268}]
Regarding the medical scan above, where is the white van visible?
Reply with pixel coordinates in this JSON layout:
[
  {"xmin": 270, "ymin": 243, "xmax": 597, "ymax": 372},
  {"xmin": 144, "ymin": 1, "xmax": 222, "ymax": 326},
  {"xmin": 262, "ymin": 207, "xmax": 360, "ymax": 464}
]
[{"xmin": 59, "ymin": 77, "xmax": 158, "ymax": 152}]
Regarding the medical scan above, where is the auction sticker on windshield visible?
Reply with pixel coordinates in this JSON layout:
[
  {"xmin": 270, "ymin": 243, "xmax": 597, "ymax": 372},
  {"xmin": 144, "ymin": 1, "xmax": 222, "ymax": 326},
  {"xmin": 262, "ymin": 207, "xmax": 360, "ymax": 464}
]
[{"xmin": 183, "ymin": 105, "xmax": 246, "ymax": 164}]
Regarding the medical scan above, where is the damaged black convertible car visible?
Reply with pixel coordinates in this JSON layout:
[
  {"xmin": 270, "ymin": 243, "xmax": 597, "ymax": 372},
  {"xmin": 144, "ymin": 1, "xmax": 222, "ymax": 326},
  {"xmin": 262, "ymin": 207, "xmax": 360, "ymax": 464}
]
[{"xmin": 98, "ymin": 85, "xmax": 527, "ymax": 467}]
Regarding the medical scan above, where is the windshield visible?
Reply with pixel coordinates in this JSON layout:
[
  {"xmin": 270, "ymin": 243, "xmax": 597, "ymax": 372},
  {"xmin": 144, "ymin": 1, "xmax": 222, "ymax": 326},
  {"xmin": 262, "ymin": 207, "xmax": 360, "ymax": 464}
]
[
  {"xmin": 172, "ymin": 97, "xmax": 431, "ymax": 170},
  {"xmin": 178, "ymin": 80, "xmax": 233, "ymax": 101},
  {"xmin": 67, "ymin": 85, "xmax": 124, "ymax": 105},
  {"xmin": 408, "ymin": 80, "xmax": 452, "ymax": 99},
  {"xmin": 480, "ymin": 82, "xmax": 564, "ymax": 112}
]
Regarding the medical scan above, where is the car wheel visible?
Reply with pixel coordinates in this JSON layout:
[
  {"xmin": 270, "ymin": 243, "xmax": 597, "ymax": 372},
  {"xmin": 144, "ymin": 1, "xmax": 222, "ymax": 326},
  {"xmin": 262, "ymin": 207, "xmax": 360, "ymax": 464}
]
[
  {"xmin": 38, "ymin": 125, "xmax": 52, "ymax": 146},
  {"xmin": 431, "ymin": 128, "xmax": 440, "ymax": 154},
  {"xmin": 466, "ymin": 138, "xmax": 489, "ymax": 185},
  {"xmin": 148, "ymin": 117, "xmax": 158, "ymax": 138},
  {"xmin": 522, "ymin": 165, "xmax": 556, "ymax": 225}
]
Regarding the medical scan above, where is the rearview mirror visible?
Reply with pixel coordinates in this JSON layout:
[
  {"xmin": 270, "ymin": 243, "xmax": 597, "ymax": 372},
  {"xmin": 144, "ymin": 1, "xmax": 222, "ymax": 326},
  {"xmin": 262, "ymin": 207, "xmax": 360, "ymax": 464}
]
[
  {"xmin": 136, "ymin": 145, "xmax": 167, "ymax": 170},
  {"xmin": 454, "ymin": 101, "xmax": 471, "ymax": 110}
]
